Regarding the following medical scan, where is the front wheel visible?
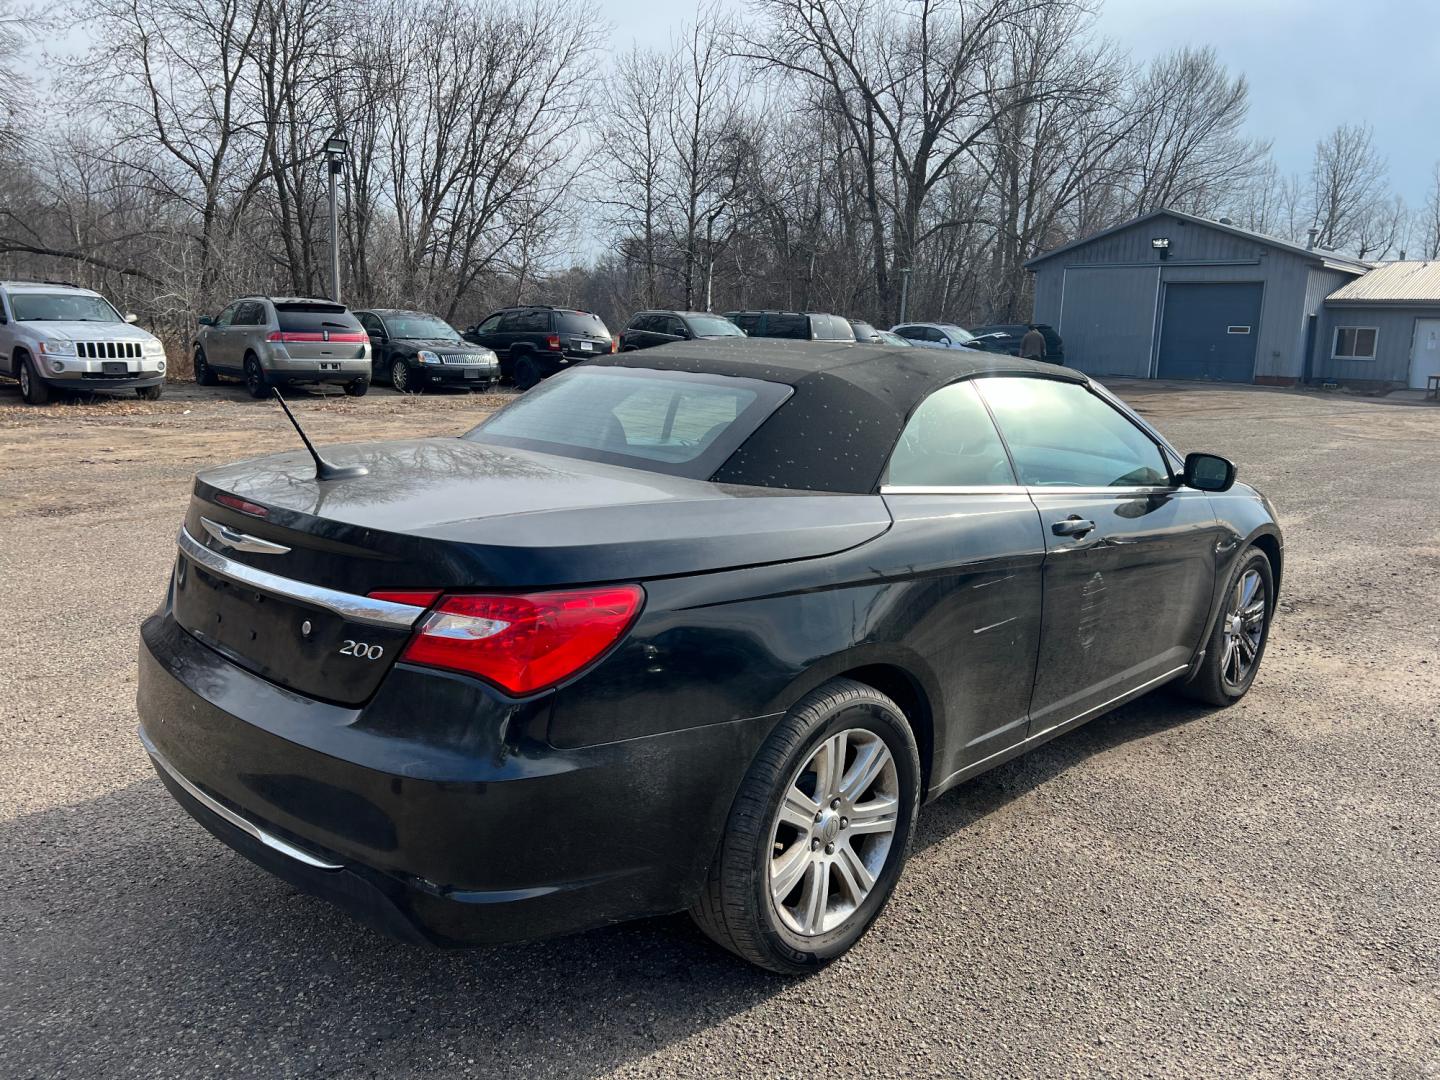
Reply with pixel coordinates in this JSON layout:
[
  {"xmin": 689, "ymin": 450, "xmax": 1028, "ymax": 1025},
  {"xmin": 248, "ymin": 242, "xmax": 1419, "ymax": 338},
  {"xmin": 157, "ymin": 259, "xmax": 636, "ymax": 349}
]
[
  {"xmin": 18, "ymin": 355, "xmax": 50, "ymax": 405},
  {"xmin": 194, "ymin": 348, "xmax": 217, "ymax": 386},
  {"xmin": 1182, "ymin": 546, "xmax": 1274, "ymax": 706},
  {"xmin": 691, "ymin": 678, "xmax": 920, "ymax": 974},
  {"xmin": 390, "ymin": 359, "xmax": 415, "ymax": 393},
  {"xmin": 136, "ymin": 384, "xmax": 163, "ymax": 401}
]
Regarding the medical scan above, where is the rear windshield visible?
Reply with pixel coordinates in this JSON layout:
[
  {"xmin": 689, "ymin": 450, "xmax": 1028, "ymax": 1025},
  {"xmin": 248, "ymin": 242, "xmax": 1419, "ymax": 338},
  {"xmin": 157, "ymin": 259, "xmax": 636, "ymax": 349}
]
[
  {"xmin": 764, "ymin": 314, "xmax": 809, "ymax": 339},
  {"xmin": 466, "ymin": 366, "xmax": 791, "ymax": 477},
  {"xmin": 556, "ymin": 311, "xmax": 610, "ymax": 337},
  {"xmin": 688, "ymin": 315, "xmax": 744, "ymax": 337},
  {"xmin": 275, "ymin": 303, "xmax": 363, "ymax": 333}
]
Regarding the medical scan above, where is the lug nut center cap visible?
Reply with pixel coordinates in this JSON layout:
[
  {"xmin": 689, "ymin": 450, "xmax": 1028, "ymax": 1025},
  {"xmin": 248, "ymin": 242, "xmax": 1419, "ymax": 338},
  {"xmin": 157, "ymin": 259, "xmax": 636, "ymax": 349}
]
[{"xmin": 817, "ymin": 810, "xmax": 841, "ymax": 845}]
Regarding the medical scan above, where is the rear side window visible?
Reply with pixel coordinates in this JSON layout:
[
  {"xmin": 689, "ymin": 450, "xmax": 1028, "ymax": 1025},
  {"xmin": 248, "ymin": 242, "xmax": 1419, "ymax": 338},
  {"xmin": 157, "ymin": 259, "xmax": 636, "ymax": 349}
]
[
  {"xmin": 501, "ymin": 310, "xmax": 549, "ymax": 332},
  {"xmin": 557, "ymin": 311, "xmax": 610, "ymax": 337},
  {"xmin": 976, "ymin": 377, "xmax": 1170, "ymax": 488},
  {"xmin": 765, "ymin": 314, "xmax": 809, "ymax": 339},
  {"xmin": 727, "ymin": 313, "xmax": 761, "ymax": 334},
  {"xmin": 884, "ymin": 381, "xmax": 1015, "ymax": 487},
  {"xmin": 275, "ymin": 303, "xmax": 361, "ymax": 333},
  {"xmin": 233, "ymin": 301, "xmax": 267, "ymax": 326},
  {"xmin": 467, "ymin": 366, "xmax": 791, "ymax": 477}
]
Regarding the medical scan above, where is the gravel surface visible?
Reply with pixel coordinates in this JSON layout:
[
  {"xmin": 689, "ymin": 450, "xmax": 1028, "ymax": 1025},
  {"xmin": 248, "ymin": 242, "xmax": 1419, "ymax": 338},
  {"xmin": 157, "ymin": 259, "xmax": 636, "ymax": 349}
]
[{"xmin": 1, "ymin": 378, "xmax": 1437, "ymax": 1079}]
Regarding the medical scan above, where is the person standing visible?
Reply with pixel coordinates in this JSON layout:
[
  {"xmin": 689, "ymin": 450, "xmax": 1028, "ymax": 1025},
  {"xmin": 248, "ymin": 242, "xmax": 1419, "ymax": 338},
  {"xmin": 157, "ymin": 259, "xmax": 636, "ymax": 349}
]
[{"xmin": 1020, "ymin": 324, "xmax": 1046, "ymax": 361}]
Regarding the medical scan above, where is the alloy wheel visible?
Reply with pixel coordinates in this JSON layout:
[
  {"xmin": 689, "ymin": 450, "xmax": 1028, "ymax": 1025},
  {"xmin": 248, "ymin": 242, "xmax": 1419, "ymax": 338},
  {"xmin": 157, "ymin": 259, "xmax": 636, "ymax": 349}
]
[
  {"xmin": 768, "ymin": 727, "xmax": 899, "ymax": 936},
  {"xmin": 392, "ymin": 359, "xmax": 410, "ymax": 392},
  {"xmin": 19, "ymin": 362, "xmax": 30, "ymax": 396},
  {"xmin": 1221, "ymin": 567, "xmax": 1267, "ymax": 688}
]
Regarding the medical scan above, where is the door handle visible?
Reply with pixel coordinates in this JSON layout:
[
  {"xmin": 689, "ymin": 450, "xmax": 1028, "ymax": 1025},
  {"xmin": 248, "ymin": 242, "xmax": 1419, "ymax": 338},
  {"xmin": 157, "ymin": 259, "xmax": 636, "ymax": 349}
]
[{"xmin": 1051, "ymin": 516, "xmax": 1096, "ymax": 538}]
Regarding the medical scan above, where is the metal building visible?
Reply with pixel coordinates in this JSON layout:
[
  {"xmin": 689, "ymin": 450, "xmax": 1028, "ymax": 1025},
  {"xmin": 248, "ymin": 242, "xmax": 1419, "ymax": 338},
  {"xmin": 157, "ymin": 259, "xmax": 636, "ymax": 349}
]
[
  {"xmin": 1315, "ymin": 261, "xmax": 1440, "ymax": 391},
  {"xmin": 1026, "ymin": 209, "xmax": 1370, "ymax": 385}
]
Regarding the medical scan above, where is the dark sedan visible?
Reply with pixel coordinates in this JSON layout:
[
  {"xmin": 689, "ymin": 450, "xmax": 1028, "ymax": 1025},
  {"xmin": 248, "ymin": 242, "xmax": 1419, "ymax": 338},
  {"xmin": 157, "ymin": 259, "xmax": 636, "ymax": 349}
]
[
  {"xmin": 136, "ymin": 340, "xmax": 1280, "ymax": 973},
  {"xmin": 970, "ymin": 322, "xmax": 1065, "ymax": 363},
  {"xmin": 354, "ymin": 309, "xmax": 500, "ymax": 392}
]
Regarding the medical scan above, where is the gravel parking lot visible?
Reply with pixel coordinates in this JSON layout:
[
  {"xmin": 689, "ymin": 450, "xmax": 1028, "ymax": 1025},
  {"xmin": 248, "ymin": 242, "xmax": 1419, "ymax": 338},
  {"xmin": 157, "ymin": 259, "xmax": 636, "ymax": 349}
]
[{"xmin": 2, "ymin": 378, "xmax": 1438, "ymax": 1079}]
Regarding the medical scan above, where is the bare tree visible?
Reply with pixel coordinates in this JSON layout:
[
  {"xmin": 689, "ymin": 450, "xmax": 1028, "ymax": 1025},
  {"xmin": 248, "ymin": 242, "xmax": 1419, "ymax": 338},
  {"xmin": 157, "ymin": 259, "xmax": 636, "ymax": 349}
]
[
  {"xmin": 1125, "ymin": 47, "xmax": 1270, "ymax": 216},
  {"xmin": 1418, "ymin": 162, "xmax": 1440, "ymax": 260},
  {"xmin": 1307, "ymin": 123, "xmax": 1388, "ymax": 253}
]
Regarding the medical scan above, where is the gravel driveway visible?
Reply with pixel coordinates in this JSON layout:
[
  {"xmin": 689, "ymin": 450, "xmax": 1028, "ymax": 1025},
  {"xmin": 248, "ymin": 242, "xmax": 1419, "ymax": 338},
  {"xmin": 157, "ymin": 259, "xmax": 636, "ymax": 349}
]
[{"xmin": 1, "ymin": 379, "xmax": 1437, "ymax": 1079}]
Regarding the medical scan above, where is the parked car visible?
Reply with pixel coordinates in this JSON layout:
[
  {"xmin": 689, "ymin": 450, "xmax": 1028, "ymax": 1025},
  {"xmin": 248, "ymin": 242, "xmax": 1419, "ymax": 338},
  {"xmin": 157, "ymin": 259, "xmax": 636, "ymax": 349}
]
[
  {"xmin": 619, "ymin": 310, "xmax": 744, "ymax": 351},
  {"xmin": 0, "ymin": 280, "xmax": 167, "ymax": 404},
  {"xmin": 969, "ymin": 322, "xmax": 1065, "ymax": 364},
  {"xmin": 463, "ymin": 306, "xmax": 613, "ymax": 390},
  {"xmin": 354, "ymin": 309, "xmax": 499, "ymax": 393},
  {"xmin": 195, "ymin": 296, "xmax": 370, "ymax": 398},
  {"xmin": 850, "ymin": 321, "xmax": 912, "ymax": 347},
  {"xmin": 890, "ymin": 322, "xmax": 983, "ymax": 350},
  {"xmin": 137, "ymin": 338, "xmax": 1280, "ymax": 973},
  {"xmin": 724, "ymin": 310, "xmax": 855, "ymax": 342}
]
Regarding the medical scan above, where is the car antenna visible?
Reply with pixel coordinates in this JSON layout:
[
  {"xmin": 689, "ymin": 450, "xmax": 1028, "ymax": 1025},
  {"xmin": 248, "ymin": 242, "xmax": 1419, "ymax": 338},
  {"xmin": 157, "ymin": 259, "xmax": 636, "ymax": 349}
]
[{"xmin": 270, "ymin": 388, "xmax": 369, "ymax": 481}]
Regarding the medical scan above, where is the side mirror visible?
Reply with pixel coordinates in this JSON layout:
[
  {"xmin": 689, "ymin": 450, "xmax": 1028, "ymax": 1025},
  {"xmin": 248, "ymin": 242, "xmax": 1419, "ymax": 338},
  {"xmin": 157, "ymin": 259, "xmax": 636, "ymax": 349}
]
[
  {"xmin": 674, "ymin": 327, "xmax": 691, "ymax": 340},
  {"xmin": 197, "ymin": 315, "xmax": 216, "ymax": 327},
  {"xmin": 1183, "ymin": 452, "xmax": 1236, "ymax": 492},
  {"xmin": 124, "ymin": 312, "xmax": 139, "ymax": 324}
]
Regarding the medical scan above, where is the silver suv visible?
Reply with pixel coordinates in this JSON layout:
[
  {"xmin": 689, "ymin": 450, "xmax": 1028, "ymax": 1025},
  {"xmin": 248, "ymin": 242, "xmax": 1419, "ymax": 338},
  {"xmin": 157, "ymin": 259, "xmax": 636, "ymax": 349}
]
[
  {"xmin": 194, "ymin": 296, "xmax": 371, "ymax": 398},
  {"xmin": 0, "ymin": 280, "xmax": 167, "ymax": 404}
]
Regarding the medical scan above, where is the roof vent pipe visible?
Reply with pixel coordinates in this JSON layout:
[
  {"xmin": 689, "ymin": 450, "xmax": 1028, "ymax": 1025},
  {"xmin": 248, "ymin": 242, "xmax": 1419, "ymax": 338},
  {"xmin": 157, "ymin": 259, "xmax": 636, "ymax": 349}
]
[{"xmin": 1307, "ymin": 227, "xmax": 1318, "ymax": 250}]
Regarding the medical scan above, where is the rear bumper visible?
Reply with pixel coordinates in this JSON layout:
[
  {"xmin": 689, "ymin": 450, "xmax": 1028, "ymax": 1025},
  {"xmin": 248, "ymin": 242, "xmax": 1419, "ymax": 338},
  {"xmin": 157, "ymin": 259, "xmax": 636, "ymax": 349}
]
[
  {"xmin": 265, "ymin": 354, "xmax": 369, "ymax": 384},
  {"xmin": 136, "ymin": 611, "xmax": 766, "ymax": 946}
]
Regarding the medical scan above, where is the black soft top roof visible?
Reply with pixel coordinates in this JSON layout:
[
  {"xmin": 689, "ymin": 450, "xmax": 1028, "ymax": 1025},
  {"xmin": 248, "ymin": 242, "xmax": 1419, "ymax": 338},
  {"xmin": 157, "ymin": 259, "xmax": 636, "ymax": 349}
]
[{"xmin": 589, "ymin": 338, "xmax": 1086, "ymax": 493}]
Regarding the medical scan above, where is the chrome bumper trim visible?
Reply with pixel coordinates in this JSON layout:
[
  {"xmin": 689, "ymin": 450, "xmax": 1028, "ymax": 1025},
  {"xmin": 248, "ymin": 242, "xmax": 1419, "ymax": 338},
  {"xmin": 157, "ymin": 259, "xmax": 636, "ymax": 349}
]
[
  {"xmin": 176, "ymin": 525, "xmax": 425, "ymax": 630},
  {"xmin": 140, "ymin": 728, "xmax": 343, "ymax": 871}
]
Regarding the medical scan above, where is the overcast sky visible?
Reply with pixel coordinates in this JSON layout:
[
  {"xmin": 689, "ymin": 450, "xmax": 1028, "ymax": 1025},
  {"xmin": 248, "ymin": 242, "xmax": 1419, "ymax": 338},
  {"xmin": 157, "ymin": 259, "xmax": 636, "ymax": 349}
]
[{"xmin": 603, "ymin": 0, "xmax": 1438, "ymax": 211}]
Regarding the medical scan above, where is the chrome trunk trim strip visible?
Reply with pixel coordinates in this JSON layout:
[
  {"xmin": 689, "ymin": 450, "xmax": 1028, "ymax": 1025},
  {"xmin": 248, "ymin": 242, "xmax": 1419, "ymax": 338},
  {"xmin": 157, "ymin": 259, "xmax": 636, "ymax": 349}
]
[{"xmin": 177, "ymin": 525, "xmax": 425, "ymax": 630}]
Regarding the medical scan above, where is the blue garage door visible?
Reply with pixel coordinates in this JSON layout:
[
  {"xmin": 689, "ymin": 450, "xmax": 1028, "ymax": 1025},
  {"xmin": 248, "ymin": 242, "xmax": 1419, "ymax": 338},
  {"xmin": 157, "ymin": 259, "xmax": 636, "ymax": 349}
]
[{"xmin": 1157, "ymin": 283, "xmax": 1262, "ymax": 382}]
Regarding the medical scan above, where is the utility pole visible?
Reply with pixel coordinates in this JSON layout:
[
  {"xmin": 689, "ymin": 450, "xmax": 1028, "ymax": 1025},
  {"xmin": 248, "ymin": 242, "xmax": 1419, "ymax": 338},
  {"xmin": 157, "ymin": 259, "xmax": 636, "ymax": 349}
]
[
  {"xmin": 323, "ymin": 135, "xmax": 348, "ymax": 303},
  {"xmin": 898, "ymin": 266, "xmax": 912, "ymax": 323}
]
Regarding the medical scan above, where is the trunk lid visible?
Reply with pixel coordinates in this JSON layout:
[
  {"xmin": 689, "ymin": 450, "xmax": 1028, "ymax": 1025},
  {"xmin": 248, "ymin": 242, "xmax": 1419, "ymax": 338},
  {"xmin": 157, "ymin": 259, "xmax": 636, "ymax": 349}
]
[{"xmin": 174, "ymin": 439, "xmax": 890, "ymax": 704}]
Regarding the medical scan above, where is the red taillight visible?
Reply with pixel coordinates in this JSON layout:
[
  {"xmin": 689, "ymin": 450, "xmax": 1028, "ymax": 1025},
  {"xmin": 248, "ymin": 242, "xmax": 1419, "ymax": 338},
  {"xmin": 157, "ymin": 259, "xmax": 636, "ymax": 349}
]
[
  {"xmin": 368, "ymin": 590, "xmax": 441, "ymax": 608},
  {"xmin": 609, "ymin": 337, "xmax": 617, "ymax": 353},
  {"xmin": 545, "ymin": 334, "xmax": 561, "ymax": 350},
  {"xmin": 266, "ymin": 331, "xmax": 368, "ymax": 343},
  {"xmin": 215, "ymin": 492, "xmax": 269, "ymax": 517},
  {"xmin": 400, "ymin": 585, "xmax": 645, "ymax": 696}
]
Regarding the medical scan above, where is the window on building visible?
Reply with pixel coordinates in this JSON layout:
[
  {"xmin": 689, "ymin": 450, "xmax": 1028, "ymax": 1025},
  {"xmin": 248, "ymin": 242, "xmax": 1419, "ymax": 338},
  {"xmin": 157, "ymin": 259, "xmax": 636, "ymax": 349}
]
[{"xmin": 1333, "ymin": 326, "xmax": 1377, "ymax": 360}]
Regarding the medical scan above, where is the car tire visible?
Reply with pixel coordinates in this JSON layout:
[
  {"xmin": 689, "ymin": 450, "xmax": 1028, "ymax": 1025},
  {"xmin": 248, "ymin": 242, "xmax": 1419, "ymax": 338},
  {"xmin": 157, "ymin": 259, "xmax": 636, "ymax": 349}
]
[
  {"xmin": 390, "ymin": 359, "xmax": 415, "ymax": 393},
  {"xmin": 513, "ymin": 354, "xmax": 541, "ymax": 391},
  {"xmin": 194, "ymin": 348, "xmax": 218, "ymax": 386},
  {"xmin": 244, "ymin": 355, "xmax": 269, "ymax": 399},
  {"xmin": 18, "ymin": 354, "xmax": 50, "ymax": 405},
  {"xmin": 690, "ymin": 677, "xmax": 921, "ymax": 974},
  {"xmin": 136, "ymin": 384, "xmax": 163, "ymax": 401},
  {"xmin": 1181, "ymin": 546, "xmax": 1274, "ymax": 707},
  {"xmin": 344, "ymin": 377, "xmax": 369, "ymax": 397}
]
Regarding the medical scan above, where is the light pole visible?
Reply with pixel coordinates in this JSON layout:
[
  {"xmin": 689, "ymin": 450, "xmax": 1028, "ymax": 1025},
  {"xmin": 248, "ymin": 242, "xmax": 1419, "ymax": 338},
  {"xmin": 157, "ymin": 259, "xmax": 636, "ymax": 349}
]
[
  {"xmin": 898, "ymin": 265, "xmax": 912, "ymax": 323},
  {"xmin": 323, "ymin": 135, "xmax": 347, "ymax": 303}
]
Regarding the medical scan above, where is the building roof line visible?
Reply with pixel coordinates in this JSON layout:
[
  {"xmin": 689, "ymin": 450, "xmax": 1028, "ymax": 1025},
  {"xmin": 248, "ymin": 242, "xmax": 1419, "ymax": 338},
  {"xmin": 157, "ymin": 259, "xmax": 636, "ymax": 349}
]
[{"xmin": 1023, "ymin": 208, "xmax": 1373, "ymax": 274}]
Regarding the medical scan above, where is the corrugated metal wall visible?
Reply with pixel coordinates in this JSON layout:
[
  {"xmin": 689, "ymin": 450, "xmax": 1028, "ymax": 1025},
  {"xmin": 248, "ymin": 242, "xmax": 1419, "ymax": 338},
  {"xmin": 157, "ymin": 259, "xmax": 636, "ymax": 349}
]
[
  {"xmin": 1312, "ymin": 307, "xmax": 1438, "ymax": 384},
  {"xmin": 1030, "ymin": 214, "xmax": 1363, "ymax": 381}
]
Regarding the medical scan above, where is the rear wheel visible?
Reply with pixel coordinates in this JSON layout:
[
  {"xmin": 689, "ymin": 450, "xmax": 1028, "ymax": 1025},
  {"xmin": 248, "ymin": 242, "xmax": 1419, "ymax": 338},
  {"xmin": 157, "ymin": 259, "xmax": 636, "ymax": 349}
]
[
  {"xmin": 691, "ymin": 678, "xmax": 920, "ymax": 974},
  {"xmin": 18, "ymin": 355, "xmax": 50, "ymax": 405},
  {"xmin": 1182, "ymin": 546, "xmax": 1273, "ymax": 707},
  {"xmin": 244, "ymin": 355, "xmax": 269, "ymax": 399},
  {"xmin": 390, "ymin": 359, "xmax": 415, "ymax": 393},
  {"xmin": 513, "ymin": 354, "xmax": 541, "ymax": 391},
  {"xmin": 194, "ymin": 348, "xmax": 218, "ymax": 386},
  {"xmin": 136, "ymin": 384, "xmax": 163, "ymax": 401},
  {"xmin": 344, "ymin": 377, "xmax": 369, "ymax": 397}
]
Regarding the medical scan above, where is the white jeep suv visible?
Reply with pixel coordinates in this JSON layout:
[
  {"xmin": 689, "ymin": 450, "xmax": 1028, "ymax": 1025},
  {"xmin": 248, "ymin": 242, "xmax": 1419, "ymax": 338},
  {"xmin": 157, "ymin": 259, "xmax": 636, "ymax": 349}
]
[{"xmin": 0, "ymin": 281, "xmax": 167, "ymax": 404}]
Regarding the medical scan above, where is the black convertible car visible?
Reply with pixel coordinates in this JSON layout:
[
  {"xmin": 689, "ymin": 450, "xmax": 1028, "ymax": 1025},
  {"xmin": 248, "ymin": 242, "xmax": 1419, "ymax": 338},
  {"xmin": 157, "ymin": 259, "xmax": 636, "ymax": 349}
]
[{"xmin": 136, "ymin": 341, "xmax": 1280, "ymax": 973}]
